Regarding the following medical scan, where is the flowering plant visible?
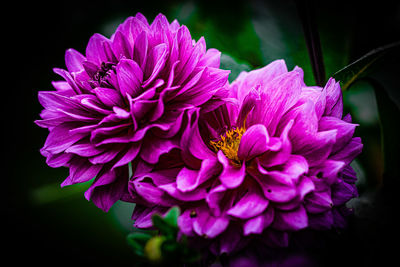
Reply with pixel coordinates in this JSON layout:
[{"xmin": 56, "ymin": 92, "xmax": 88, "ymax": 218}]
[{"xmin": 33, "ymin": 3, "xmax": 399, "ymax": 266}]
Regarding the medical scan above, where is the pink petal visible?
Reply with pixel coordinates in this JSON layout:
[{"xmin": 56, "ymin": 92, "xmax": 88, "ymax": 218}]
[
  {"xmin": 93, "ymin": 87, "xmax": 124, "ymax": 107},
  {"xmin": 177, "ymin": 209, "xmax": 195, "ymax": 236},
  {"xmin": 273, "ymin": 205, "xmax": 308, "ymax": 231},
  {"xmin": 217, "ymin": 151, "xmax": 246, "ymax": 189},
  {"xmin": 199, "ymin": 48, "xmax": 221, "ymax": 68},
  {"xmin": 231, "ymin": 59, "xmax": 288, "ymax": 106},
  {"xmin": 65, "ymin": 48, "xmax": 85, "ymax": 73},
  {"xmin": 330, "ymin": 137, "xmax": 363, "ymax": 165},
  {"xmin": 227, "ymin": 186, "xmax": 269, "ymax": 219},
  {"xmin": 319, "ymin": 116, "xmax": 357, "ymax": 153},
  {"xmin": 140, "ymin": 137, "xmax": 180, "ymax": 164},
  {"xmin": 250, "ymin": 70, "xmax": 302, "ymax": 135},
  {"xmin": 117, "ymin": 58, "xmax": 143, "ymax": 98},
  {"xmin": 237, "ymin": 124, "xmax": 269, "ymax": 160},
  {"xmin": 85, "ymin": 33, "xmax": 112, "ymax": 65},
  {"xmin": 324, "ymin": 78, "xmax": 343, "ymax": 118},
  {"xmin": 243, "ymin": 206, "xmax": 274, "ymax": 235},
  {"xmin": 193, "ymin": 206, "xmax": 229, "ymax": 238}
]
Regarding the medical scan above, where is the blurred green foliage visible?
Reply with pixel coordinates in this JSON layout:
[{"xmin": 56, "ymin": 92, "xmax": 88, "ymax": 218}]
[{"xmin": 127, "ymin": 207, "xmax": 200, "ymax": 266}]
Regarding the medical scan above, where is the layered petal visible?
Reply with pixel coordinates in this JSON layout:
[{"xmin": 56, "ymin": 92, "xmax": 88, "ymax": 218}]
[{"xmin": 36, "ymin": 12, "xmax": 229, "ymax": 214}]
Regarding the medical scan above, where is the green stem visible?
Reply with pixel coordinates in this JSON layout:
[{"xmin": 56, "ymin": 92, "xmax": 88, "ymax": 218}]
[{"xmin": 296, "ymin": 0, "xmax": 326, "ymax": 86}]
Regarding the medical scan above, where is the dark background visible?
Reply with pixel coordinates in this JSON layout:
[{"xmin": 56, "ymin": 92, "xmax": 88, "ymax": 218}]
[{"xmin": 6, "ymin": 0, "xmax": 400, "ymax": 265}]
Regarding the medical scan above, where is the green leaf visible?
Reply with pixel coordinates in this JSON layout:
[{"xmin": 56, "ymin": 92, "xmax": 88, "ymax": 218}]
[
  {"xmin": 163, "ymin": 206, "xmax": 180, "ymax": 228},
  {"xmin": 126, "ymin": 232, "xmax": 153, "ymax": 257},
  {"xmin": 31, "ymin": 180, "xmax": 92, "ymax": 205},
  {"xmin": 170, "ymin": 1, "xmax": 263, "ymax": 67},
  {"xmin": 333, "ymin": 42, "xmax": 400, "ymax": 90},
  {"xmin": 220, "ymin": 53, "xmax": 251, "ymax": 82},
  {"xmin": 151, "ymin": 207, "xmax": 180, "ymax": 240},
  {"xmin": 370, "ymin": 78, "xmax": 400, "ymax": 179},
  {"xmin": 251, "ymin": 0, "xmax": 316, "ymax": 85}
]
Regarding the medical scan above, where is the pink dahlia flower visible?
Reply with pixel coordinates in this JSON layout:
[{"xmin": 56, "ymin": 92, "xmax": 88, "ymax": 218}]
[
  {"xmin": 35, "ymin": 13, "xmax": 229, "ymax": 211},
  {"xmin": 129, "ymin": 60, "xmax": 362, "ymax": 253}
]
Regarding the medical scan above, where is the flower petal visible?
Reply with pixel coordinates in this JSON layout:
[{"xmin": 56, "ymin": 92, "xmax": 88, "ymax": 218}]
[
  {"xmin": 250, "ymin": 70, "xmax": 302, "ymax": 135},
  {"xmin": 330, "ymin": 137, "xmax": 363, "ymax": 165},
  {"xmin": 237, "ymin": 124, "xmax": 269, "ymax": 160},
  {"xmin": 159, "ymin": 182, "xmax": 207, "ymax": 201},
  {"xmin": 85, "ymin": 33, "xmax": 113, "ymax": 65},
  {"xmin": 176, "ymin": 158, "xmax": 220, "ymax": 192},
  {"xmin": 319, "ymin": 116, "xmax": 357, "ymax": 153},
  {"xmin": 217, "ymin": 151, "xmax": 246, "ymax": 189},
  {"xmin": 65, "ymin": 48, "xmax": 85, "ymax": 73},
  {"xmin": 230, "ymin": 59, "xmax": 288, "ymax": 105},
  {"xmin": 177, "ymin": 209, "xmax": 195, "ymax": 236},
  {"xmin": 117, "ymin": 58, "xmax": 143, "ymax": 98},
  {"xmin": 84, "ymin": 167, "xmax": 128, "ymax": 212},
  {"xmin": 324, "ymin": 78, "xmax": 343, "ymax": 118},
  {"xmin": 331, "ymin": 180, "xmax": 358, "ymax": 205},
  {"xmin": 227, "ymin": 186, "xmax": 269, "ymax": 219},
  {"xmin": 273, "ymin": 205, "xmax": 308, "ymax": 231},
  {"xmin": 248, "ymin": 167, "xmax": 297, "ymax": 203},
  {"xmin": 258, "ymin": 120, "xmax": 293, "ymax": 168},
  {"xmin": 140, "ymin": 137, "xmax": 180, "ymax": 164},
  {"xmin": 143, "ymin": 43, "xmax": 168, "ymax": 87},
  {"xmin": 193, "ymin": 206, "xmax": 229, "ymax": 238},
  {"xmin": 93, "ymin": 87, "xmax": 124, "ymax": 107},
  {"xmin": 305, "ymin": 191, "xmax": 333, "ymax": 213},
  {"xmin": 41, "ymin": 122, "xmax": 86, "ymax": 154},
  {"xmin": 243, "ymin": 206, "xmax": 274, "ymax": 235}
]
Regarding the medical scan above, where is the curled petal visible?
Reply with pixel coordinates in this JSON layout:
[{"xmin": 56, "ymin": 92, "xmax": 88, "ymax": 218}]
[
  {"xmin": 117, "ymin": 58, "xmax": 143, "ymax": 98},
  {"xmin": 231, "ymin": 59, "xmax": 288, "ymax": 105},
  {"xmin": 84, "ymin": 167, "xmax": 129, "ymax": 212},
  {"xmin": 65, "ymin": 48, "xmax": 85, "ymax": 73},
  {"xmin": 250, "ymin": 70, "xmax": 302, "ymax": 135},
  {"xmin": 305, "ymin": 191, "xmax": 333, "ymax": 214},
  {"xmin": 227, "ymin": 186, "xmax": 269, "ymax": 219},
  {"xmin": 238, "ymin": 124, "xmax": 269, "ymax": 160},
  {"xmin": 319, "ymin": 116, "xmax": 358, "ymax": 153},
  {"xmin": 176, "ymin": 158, "xmax": 220, "ymax": 192},
  {"xmin": 86, "ymin": 33, "xmax": 113, "ymax": 65},
  {"xmin": 177, "ymin": 209, "xmax": 195, "ymax": 236},
  {"xmin": 248, "ymin": 167, "xmax": 297, "ymax": 203},
  {"xmin": 243, "ymin": 206, "xmax": 274, "ymax": 236},
  {"xmin": 192, "ymin": 206, "xmax": 229, "ymax": 238},
  {"xmin": 217, "ymin": 151, "xmax": 246, "ymax": 189},
  {"xmin": 272, "ymin": 205, "xmax": 308, "ymax": 231},
  {"xmin": 324, "ymin": 78, "xmax": 343, "ymax": 118},
  {"xmin": 93, "ymin": 87, "xmax": 124, "ymax": 107},
  {"xmin": 330, "ymin": 137, "xmax": 363, "ymax": 165},
  {"xmin": 140, "ymin": 137, "xmax": 180, "ymax": 164},
  {"xmin": 206, "ymin": 184, "xmax": 227, "ymax": 217}
]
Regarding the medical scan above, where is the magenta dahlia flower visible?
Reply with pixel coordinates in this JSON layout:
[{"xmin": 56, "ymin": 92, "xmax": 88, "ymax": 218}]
[
  {"xmin": 129, "ymin": 59, "xmax": 362, "ymax": 253},
  {"xmin": 35, "ymin": 13, "xmax": 229, "ymax": 211}
]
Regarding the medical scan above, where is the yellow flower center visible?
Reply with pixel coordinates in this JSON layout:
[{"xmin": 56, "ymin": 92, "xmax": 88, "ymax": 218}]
[{"xmin": 210, "ymin": 127, "xmax": 246, "ymax": 166}]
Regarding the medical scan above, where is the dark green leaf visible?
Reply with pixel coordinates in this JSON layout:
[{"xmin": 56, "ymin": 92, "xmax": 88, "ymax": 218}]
[
  {"xmin": 151, "ymin": 206, "xmax": 180, "ymax": 239},
  {"xmin": 170, "ymin": 1, "xmax": 263, "ymax": 67},
  {"xmin": 126, "ymin": 232, "xmax": 153, "ymax": 256},
  {"xmin": 333, "ymin": 42, "xmax": 400, "ymax": 90},
  {"xmin": 370, "ymin": 78, "xmax": 400, "ymax": 180},
  {"xmin": 251, "ymin": 0, "xmax": 316, "ymax": 85},
  {"xmin": 219, "ymin": 54, "xmax": 251, "ymax": 82},
  {"xmin": 161, "ymin": 240, "xmax": 179, "ymax": 254},
  {"xmin": 296, "ymin": 0, "xmax": 326, "ymax": 86},
  {"xmin": 163, "ymin": 206, "xmax": 180, "ymax": 228}
]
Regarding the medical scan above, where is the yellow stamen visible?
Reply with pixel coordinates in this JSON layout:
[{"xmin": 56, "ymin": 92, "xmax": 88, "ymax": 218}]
[{"xmin": 210, "ymin": 127, "xmax": 246, "ymax": 166}]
